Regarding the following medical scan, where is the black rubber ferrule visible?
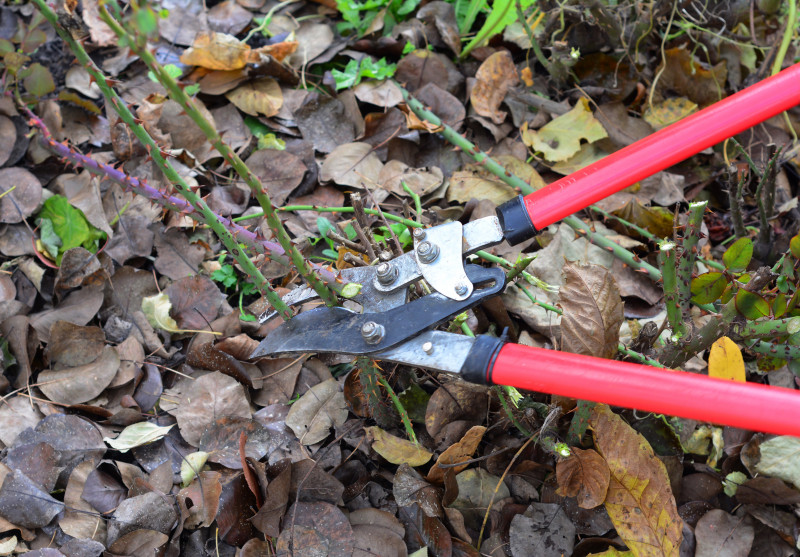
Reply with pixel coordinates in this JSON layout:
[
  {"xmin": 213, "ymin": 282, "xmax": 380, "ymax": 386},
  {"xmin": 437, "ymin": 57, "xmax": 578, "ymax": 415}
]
[
  {"xmin": 460, "ymin": 335, "xmax": 506, "ymax": 385},
  {"xmin": 496, "ymin": 195, "xmax": 537, "ymax": 245}
]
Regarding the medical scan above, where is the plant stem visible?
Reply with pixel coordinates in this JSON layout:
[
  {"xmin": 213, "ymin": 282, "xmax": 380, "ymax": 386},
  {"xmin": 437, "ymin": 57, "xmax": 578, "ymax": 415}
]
[
  {"xmin": 376, "ymin": 375, "xmax": 417, "ymax": 444},
  {"xmin": 31, "ymin": 0, "xmax": 295, "ymax": 320},
  {"xmin": 676, "ymin": 201, "xmax": 708, "ymax": 315},
  {"xmin": 659, "ymin": 242, "xmax": 685, "ymax": 338},
  {"xmin": 100, "ymin": 2, "xmax": 337, "ymax": 308}
]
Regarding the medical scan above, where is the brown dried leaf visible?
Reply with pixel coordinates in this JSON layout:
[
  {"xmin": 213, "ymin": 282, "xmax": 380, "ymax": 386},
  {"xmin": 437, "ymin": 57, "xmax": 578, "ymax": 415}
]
[
  {"xmin": 164, "ymin": 275, "xmax": 225, "ymax": 332},
  {"xmin": 285, "ymin": 378, "xmax": 348, "ymax": 445},
  {"xmin": 378, "ymin": 160, "xmax": 444, "ymax": 198},
  {"xmin": 180, "ymin": 31, "xmax": 250, "ymax": 70},
  {"xmin": 225, "ymin": 77, "xmax": 283, "ymax": 117},
  {"xmin": 38, "ymin": 345, "xmax": 120, "ymax": 405},
  {"xmin": 556, "ymin": 447, "xmax": 610, "ymax": 509},
  {"xmin": 171, "ymin": 371, "xmax": 251, "ymax": 446},
  {"xmin": 244, "ymin": 149, "xmax": 307, "ymax": 206},
  {"xmin": 59, "ymin": 461, "xmax": 106, "ymax": 541},
  {"xmin": 427, "ymin": 426, "xmax": 485, "ymax": 483},
  {"xmin": 152, "ymin": 228, "xmax": 205, "ymax": 280},
  {"xmin": 276, "ymin": 502, "xmax": 355, "ymax": 557},
  {"xmin": 0, "ymin": 116, "xmax": 17, "ymax": 167},
  {"xmin": 558, "ymin": 263, "xmax": 624, "ymax": 359},
  {"xmin": 179, "ymin": 470, "xmax": 222, "ymax": 529},
  {"xmin": 694, "ymin": 509, "xmax": 754, "ymax": 557},
  {"xmin": 591, "ymin": 404, "xmax": 683, "ymax": 557},
  {"xmin": 654, "ymin": 47, "xmax": 727, "ymax": 107},
  {"xmin": 471, "ymin": 50, "xmax": 519, "ymax": 124},
  {"xmin": 0, "ymin": 168, "xmax": 42, "ymax": 224},
  {"xmin": 319, "ymin": 142, "xmax": 384, "ymax": 189}
]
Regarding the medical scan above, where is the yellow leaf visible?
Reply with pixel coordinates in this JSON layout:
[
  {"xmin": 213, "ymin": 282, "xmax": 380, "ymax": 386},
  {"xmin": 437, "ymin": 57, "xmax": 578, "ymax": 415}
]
[
  {"xmin": 591, "ymin": 404, "xmax": 683, "ymax": 557},
  {"xmin": 366, "ymin": 427, "xmax": 432, "ymax": 467},
  {"xmin": 180, "ymin": 32, "xmax": 250, "ymax": 71},
  {"xmin": 587, "ymin": 549, "xmax": 634, "ymax": 557},
  {"xmin": 643, "ymin": 97, "xmax": 698, "ymax": 130},
  {"xmin": 708, "ymin": 336, "xmax": 745, "ymax": 382},
  {"xmin": 225, "ymin": 78, "xmax": 283, "ymax": 117},
  {"xmin": 521, "ymin": 97, "xmax": 608, "ymax": 162}
]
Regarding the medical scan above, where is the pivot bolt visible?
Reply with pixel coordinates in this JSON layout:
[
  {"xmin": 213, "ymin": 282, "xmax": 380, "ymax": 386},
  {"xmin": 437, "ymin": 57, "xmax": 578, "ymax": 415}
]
[
  {"xmin": 413, "ymin": 228, "xmax": 426, "ymax": 240},
  {"xmin": 422, "ymin": 341, "xmax": 434, "ymax": 355},
  {"xmin": 455, "ymin": 282, "xmax": 469, "ymax": 296},
  {"xmin": 361, "ymin": 321, "xmax": 385, "ymax": 345},
  {"xmin": 416, "ymin": 241, "xmax": 439, "ymax": 263},
  {"xmin": 376, "ymin": 262, "xmax": 398, "ymax": 285}
]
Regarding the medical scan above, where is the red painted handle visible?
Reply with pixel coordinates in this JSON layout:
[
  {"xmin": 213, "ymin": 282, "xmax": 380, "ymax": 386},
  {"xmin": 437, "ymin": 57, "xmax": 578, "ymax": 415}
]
[
  {"xmin": 489, "ymin": 343, "xmax": 800, "ymax": 437},
  {"xmin": 524, "ymin": 63, "xmax": 800, "ymax": 230}
]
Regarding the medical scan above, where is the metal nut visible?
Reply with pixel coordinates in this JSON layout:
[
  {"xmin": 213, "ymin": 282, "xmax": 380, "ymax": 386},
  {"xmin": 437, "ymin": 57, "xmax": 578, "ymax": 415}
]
[
  {"xmin": 413, "ymin": 228, "xmax": 426, "ymax": 240},
  {"xmin": 416, "ymin": 241, "xmax": 439, "ymax": 263},
  {"xmin": 422, "ymin": 341, "xmax": 434, "ymax": 355},
  {"xmin": 361, "ymin": 321, "xmax": 385, "ymax": 345},
  {"xmin": 376, "ymin": 262, "xmax": 398, "ymax": 285},
  {"xmin": 455, "ymin": 283, "xmax": 469, "ymax": 296}
]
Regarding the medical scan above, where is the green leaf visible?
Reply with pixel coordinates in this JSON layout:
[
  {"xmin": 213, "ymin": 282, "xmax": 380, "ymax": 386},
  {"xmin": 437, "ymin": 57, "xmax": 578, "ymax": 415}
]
[
  {"xmin": 735, "ymin": 289, "xmax": 770, "ymax": 320},
  {"xmin": 317, "ymin": 216, "xmax": 335, "ymax": 249},
  {"xmin": 341, "ymin": 282, "xmax": 363, "ymax": 298},
  {"xmin": 104, "ymin": 422, "xmax": 174, "ymax": 452},
  {"xmin": 37, "ymin": 195, "xmax": 105, "ymax": 264},
  {"xmin": 722, "ymin": 471, "xmax": 747, "ymax": 497},
  {"xmin": 773, "ymin": 293, "xmax": 788, "ymax": 318},
  {"xmin": 723, "ymin": 237, "xmax": 753, "ymax": 272},
  {"xmin": 181, "ymin": 451, "xmax": 209, "ymax": 487},
  {"xmin": 134, "ymin": 6, "xmax": 159, "ymax": 36},
  {"xmin": 790, "ymin": 234, "xmax": 800, "ymax": 260},
  {"xmin": 257, "ymin": 133, "xmax": 286, "ymax": 151},
  {"xmin": 690, "ymin": 272, "xmax": 728, "ymax": 304},
  {"xmin": 1, "ymin": 337, "xmax": 16, "ymax": 372},
  {"xmin": 184, "ymin": 83, "xmax": 200, "ymax": 96},
  {"xmin": 38, "ymin": 218, "xmax": 61, "ymax": 260},
  {"xmin": 22, "ymin": 62, "xmax": 55, "ymax": 98}
]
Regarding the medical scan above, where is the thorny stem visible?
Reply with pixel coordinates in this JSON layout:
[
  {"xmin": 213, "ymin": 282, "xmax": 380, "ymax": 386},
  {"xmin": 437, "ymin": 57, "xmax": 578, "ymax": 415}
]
[
  {"xmin": 100, "ymin": 2, "xmax": 338, "ymax": 308},
  {"xmin": 754, "ymin": 145, "xmax": 781, "ymax": 252},
  {"xmin": 376, "ymin": 375, "xmax": 417, "ymax": 444},
  {"xmin": 728, "ymin": 169, "xmax": 748, "ymax": 239},
  {"xmin": 659, "ymin": 242, "xmax": 685, "ymax": 338},
  {"xmin": 676, "ymin": 201, "xmax": 707, "ymax": 317},
  {"xmin": 30, "ymin": 0, "xmax": 295, "ymax": 320},
  {"xmin": 565, "ymin": 216, "xmax": 662, "ymax": 281},
  {"xmin": 589, "ymin": 204, "xmax": 725, "ymax": 271}
]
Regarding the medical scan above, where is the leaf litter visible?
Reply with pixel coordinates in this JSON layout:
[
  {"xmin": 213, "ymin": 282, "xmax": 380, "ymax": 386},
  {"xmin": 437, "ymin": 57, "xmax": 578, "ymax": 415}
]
[{"xmin": 0, "ymin": 0, "xmax": 798, "ymax": 555}]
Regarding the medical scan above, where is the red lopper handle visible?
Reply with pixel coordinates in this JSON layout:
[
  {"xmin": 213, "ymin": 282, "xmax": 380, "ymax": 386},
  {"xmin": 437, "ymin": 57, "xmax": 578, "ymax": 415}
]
[
  {"xmin": 488, "ymin": 343, "xmax": 800, "ymax": 437},
  {"xmin": 523, "ymin": 62, "xmax": 800, "ymax": 230}
]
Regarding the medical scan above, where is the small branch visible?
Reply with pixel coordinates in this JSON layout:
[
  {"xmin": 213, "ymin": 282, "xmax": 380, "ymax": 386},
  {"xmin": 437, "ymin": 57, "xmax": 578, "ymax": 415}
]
[
  {"xmin": 659, "ymin": 242, "xmax": 685, "ymax": 338},
  {"xmin": 676, "ymin": 201, "xmax": 707, "ymax": 317},
  {"xmin": 728, "ymin": 168, "xmax": 748, "ymax": 239},
  {"xmin": 100, "ymin": 2, "xmax": 337, "ymax": 308}
]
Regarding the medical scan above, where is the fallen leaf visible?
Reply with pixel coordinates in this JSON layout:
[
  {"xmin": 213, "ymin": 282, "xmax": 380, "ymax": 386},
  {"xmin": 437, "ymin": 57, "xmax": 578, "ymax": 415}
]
[
  {"xmin": 755, "ymin": 436, "xmax": 800, "ymax": 490},
  {"xmin": 556, "ymin": 447, "xmax": 610, "ymax": 509},
  {"xmin": 654, "ymin": 47, "xmax": 727, "ymax": 106},
  {"xmin": 366, "ymin": 426, "xmax": 433, "ymax": 467},
  {"xmin": 141, "ymin": 292, "xmax": 182, "ymax": 333},
  {"xmin": 427, "ymin": 425, "xmax": 485, "ymax": 483},
  {"xmin": 558, "ymin": 263, "xmax": 624, "ymax": 359},
  {"xmin": 180, "ymin": 31, "xmax": 250, "ymax": 70},
  {"xmin": 591, "ymin": 404, "xmax": 683, "ymax": 557},
  {"xmin": 180, "ymin": 451, "xmax": 209, "ymax": 487},
  {"xmin": 471, "ymin": 51, "xmax": 519, "ymax": 124},
  {"xmin": 449, "ymin": 468, "xmax": 509, "ymax": 529},
  {"xmin": 708, "ymin": 336, "xmax": 746, "ymax": 382},
  {"xmin": 643, "ymin": 97, "xmax": 698, "ymax": 130},
  {"xmin": 59, "ymin": 461, "xmax": 107, "ymax": 541},
  {"xmin": 38, "ymin": 345, "xmax": 120, "ymax": 405},
  {"xmin": 446, "ymin": 170, "xmax": 517, "ymax": 205},
  {"xmin": 225, "ymin": 77, "xmax": 283, "ymax": 117},
  {"xmin": 319, "ymin": 142, "xmax": 383, "ymax": 189},
  {"xmin": 285, "ymin": 378, "xmax": 348, "ymax": 445},
  {"xmin": 276, "ymin": 502, "xmax": 355, "ymax": 557},
  {"xmin": 0, "ymin": 168, "xmax": 42, "ymax": 224},
  {"xmin": 522, "ymin": 98, "xmax": 608, "ymax": 162},
  {"xmin": 170, "ymin": 371, "xmax": 251, "ymax": 446},
  {"xmin": 509, "ymin": 502, "xmax": 576, "ymax": 557},
  {"xmin": 104, "ymin": 422, "xmax": 175, "ymax": 452},
  {"xmin": 378, "ymin": 160, "xmax": 444, "ymax": 197},
  {"xmin": 694, "ymin": 509, "xmax": 754, "ymax": 557},
  {"xmin": 0, "ymin": 469, "xmax": 64, "ymax": 529}
]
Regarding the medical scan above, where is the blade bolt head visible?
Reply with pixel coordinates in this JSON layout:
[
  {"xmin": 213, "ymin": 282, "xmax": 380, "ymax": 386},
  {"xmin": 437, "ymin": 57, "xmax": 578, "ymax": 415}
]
[
  {"xmin": 413, "ymin": 228, "xmax": 426, "ymax": 240},
  {"xmin": 422, "ymin": 341, "xmax": 434, "ymax": 355},
  {"xmin": 416, "ymin": 241, "xmax": 439, "ymax": 263},
  {"xmin": 361, "ymin": 321, "xmax": 385, "ymax": 344},
  {"xmin": 455, "ymin": 283, "xmax": 469, "ymax": 296},
  {"xmin": 376, "ymin": 262, "xmax": 398, "ymax": 285}
]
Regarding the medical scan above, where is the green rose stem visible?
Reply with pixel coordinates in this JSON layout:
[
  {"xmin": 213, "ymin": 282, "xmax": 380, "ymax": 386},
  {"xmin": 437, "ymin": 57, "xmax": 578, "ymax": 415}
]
[
  {"xmin": 30, "ymin": 0, "xmax": 298, "ymax": 320},
  {"xmin": 99, "ymin": 2, "xmax": 337, "ymax": 308}
]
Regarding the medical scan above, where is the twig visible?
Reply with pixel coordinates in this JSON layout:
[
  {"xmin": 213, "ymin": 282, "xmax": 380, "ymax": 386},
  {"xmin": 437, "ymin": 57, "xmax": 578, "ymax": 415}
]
[{"xmin": 100, "ymin": 1, "xmax": 337, "ymax": 308}]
